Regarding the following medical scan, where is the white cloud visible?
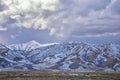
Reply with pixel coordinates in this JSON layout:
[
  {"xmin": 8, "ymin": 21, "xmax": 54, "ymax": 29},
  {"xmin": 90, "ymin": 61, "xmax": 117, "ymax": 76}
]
[
  {"xmin": 0, "ymin": 0, "xmax": 60, "ymax": 32},
  {"xmin": 0, "ymin": 0, "xmax": 120, "ymax": 38},
  {"xmin": 40, "ymin": 0, "xmax": 59, "ymax": 11},
  {"xmin": 0, "ymin": 26, "xmax": 7, "ymax": 31}
]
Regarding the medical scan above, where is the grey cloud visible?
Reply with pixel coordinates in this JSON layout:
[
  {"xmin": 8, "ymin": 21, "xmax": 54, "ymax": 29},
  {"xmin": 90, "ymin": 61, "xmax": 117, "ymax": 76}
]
[
  {"xmin": 110, "ymin": 0, "xmax": 120, "ymax": 15},
  {"xmin": 0, "ymin": 0, "xmax": 120, "ymax": 44},
  {"xmin": 60, "ymin": 0, "xmax": 111, "ymax": 16},
  {"xmin": 71, "ymin": 24, "xmax": 120, "ymax": 36},
  {"xmin": 0, "ymin": 1, "xmax": 6, "ymax": 11},
  {"xmin": 40, "ymin": 0, "xmax": 119, "ymax": 37},
  {"xmin": 0, "ymin": 27, "xmax": 65, "ymax": 44},
  {"xmin": 68, "ymin": 34, "xmax": 120, "ymax": 44}
]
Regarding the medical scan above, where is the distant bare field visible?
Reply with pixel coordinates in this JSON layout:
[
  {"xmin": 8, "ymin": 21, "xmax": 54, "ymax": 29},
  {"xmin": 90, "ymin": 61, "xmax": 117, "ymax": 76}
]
[{"xmin": 0, "ymin": 71, "xmax": 120, "ymax": 80}]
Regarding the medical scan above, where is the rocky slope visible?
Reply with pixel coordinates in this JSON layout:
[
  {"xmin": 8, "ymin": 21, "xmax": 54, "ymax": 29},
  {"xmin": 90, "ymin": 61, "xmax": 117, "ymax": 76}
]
[{"xmin": 0, "ymin": 41, "xmax": 120, "ymax": 71}]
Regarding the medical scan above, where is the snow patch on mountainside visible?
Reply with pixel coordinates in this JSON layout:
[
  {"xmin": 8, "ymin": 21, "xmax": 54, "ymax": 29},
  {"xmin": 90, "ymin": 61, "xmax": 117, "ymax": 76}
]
[{"xmin": 0, "ymin": 41, "xmax": 120, "ymax": 71}]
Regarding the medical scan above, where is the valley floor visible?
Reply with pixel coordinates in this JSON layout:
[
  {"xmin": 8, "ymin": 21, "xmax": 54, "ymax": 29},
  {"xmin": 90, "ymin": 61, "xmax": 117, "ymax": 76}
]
[{"xmin": 0, "ymin": 71, "xmax": 120, "ymax": 80}]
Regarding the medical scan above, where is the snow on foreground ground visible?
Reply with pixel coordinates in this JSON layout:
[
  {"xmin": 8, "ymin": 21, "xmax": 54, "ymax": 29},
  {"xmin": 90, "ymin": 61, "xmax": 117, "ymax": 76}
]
[{"xmin": 0, "ymin": 41, "xmax": 120, "ymax": 71}]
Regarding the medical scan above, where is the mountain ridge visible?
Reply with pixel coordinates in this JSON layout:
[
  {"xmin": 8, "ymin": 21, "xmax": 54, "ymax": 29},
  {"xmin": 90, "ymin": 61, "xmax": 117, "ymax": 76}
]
[{"xmin": 0, "ymin": 41, "xmax": 120, "ymax": 71}]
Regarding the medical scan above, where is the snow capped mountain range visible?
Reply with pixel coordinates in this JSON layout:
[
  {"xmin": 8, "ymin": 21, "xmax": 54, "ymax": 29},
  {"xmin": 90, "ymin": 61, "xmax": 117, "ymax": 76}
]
[{"xmin": 0, "ymin": 41, "xmax": 120, "ymax": 71}]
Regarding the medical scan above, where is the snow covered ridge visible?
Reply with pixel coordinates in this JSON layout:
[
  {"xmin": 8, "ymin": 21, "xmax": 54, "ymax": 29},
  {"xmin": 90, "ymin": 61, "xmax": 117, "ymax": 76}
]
[
  {"xmin": 7, "ymin": 40, "xmax": 58, "ymax": 51},
  {"xmin": 0, "ymin": 41, "xmax": 120, "ymax": 71}
]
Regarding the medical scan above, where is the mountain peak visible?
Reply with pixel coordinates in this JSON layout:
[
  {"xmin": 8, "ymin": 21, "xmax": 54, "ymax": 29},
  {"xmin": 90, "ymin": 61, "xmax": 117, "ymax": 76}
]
[
  {"xmin": 27, "ymin": 40, "xmax": 41, "ymax": 46},
  {"xmin": 7, "ymin": 40, "xmax": 41, "ymax": 51},
  {"xmin": 27, "ymin": 40, "xmax": 40, "ymax": 44}
]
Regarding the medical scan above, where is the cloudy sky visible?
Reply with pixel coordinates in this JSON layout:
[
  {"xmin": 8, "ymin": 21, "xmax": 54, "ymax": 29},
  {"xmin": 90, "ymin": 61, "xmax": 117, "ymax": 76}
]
[{"xmin": 0, "ymin": 0, "xmax": 120, "ymax": 45}]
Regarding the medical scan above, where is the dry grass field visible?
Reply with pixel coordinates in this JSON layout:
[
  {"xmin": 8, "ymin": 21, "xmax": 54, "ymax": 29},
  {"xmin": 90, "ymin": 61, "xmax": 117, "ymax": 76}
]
[{"xmin": 0, "ymin": 71, "xmax": 120, "ymax": 80}]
